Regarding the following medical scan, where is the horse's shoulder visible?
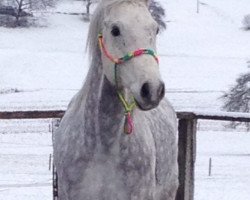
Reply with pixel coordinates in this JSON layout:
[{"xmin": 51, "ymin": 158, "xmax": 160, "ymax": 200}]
[{"xmin": 145, "ymin": 98, "xmax": 178, "ymax": 188}]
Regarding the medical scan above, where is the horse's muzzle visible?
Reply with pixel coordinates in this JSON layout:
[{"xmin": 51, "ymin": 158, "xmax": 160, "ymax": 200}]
[{"xmin": 136, "ymin": 81, "xmax": 165, "ymax": 111}]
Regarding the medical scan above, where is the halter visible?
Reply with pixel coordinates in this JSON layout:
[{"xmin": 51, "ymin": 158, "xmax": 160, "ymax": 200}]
[{"xmin": 98, "ymin": 33, "xmax": 159, "ymax": 134}]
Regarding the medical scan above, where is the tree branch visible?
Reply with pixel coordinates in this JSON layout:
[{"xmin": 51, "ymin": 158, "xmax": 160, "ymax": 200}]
[{"xmin": 15, "ymin": 0, "xmax": 21, "ymax": 6}]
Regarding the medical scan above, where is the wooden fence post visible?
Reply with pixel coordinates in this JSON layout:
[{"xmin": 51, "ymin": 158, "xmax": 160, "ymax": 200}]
[
  {"xmin": 197, "ymin": 0, "xmax": 200, "ymax": 13},
  {"xmin": 51, "ymin": 119, "xmax": 61, "ymax": 145},
  {"xmin": 208, "ymin": 158, "xmax": 212, "ymax": 176},
  {"xmin": 176, "ymin": 118, "xmax": 197, "ymax": 200},
  {"xmin": 51, "ymin": 118, "xmax": 61, "ymax": 200}
]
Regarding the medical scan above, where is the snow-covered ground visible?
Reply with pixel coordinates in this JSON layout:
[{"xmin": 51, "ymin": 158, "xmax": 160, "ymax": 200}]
[
  {"xmin": 0, "ymin": 122, "xmax": 52, "ymax": 200},
  {"xmin": 0, "ymin": 0, "xmax": 250, "ymax": 199},
  {"xmin": 196, "ymin": 130, "xmax": 250, "ymax": 200},
  {"xmin": 1, "ymin": 125, "xmax": 249, "ymax": 200}
]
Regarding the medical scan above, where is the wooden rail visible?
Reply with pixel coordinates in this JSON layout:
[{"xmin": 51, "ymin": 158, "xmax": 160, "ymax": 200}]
[
  {"xmin": 0, "ymin": 110, "xmax": 65, "ymax": 119},
  {"xmin": 1, "ymin": 110, "xmax": 250, "ymax": 122},
  {"xmin": 177, "ymin": 111, "xmax": 250, "ymax": 122},
  {"xmin": 0, "ymin": 110, "xmax": 250, "ymax": 200}
]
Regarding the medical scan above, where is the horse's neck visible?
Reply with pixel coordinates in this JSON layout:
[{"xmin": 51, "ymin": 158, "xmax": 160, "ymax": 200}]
[{"xmin": 83, "ymin": 58, "xmax": 124, "ymax": 150}]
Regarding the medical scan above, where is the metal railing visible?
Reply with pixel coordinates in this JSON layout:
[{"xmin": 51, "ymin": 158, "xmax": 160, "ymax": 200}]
[{"xmin": 1, "ymin": 110, "xmax": 250, "ymax": 200}]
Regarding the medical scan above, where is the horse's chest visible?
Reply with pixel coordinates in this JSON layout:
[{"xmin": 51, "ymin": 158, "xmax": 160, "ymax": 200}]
[{"xmin": 117, "ymin": 132, "xmax": 156, "ymax": 188}]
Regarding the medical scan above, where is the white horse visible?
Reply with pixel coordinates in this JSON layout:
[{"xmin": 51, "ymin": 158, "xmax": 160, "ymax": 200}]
[{"xmin": 54, "ymin": 0, "xmax": 179, "ymax": 199}]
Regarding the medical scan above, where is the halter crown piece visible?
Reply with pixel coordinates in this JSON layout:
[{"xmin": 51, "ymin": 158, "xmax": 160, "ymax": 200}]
[{"xmin": 98, "ymin": 33, "xmax": 159, "ymax": 134}]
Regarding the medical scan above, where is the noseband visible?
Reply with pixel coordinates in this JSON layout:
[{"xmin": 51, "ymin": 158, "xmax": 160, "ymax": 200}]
[{"xmin": 98, "ymin": 33, "xmax": 159, "ymax": 134}]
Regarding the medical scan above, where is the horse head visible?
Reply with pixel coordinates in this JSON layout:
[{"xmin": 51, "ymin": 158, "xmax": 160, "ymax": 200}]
[{"xmin": 95, "ymin": 0, "xmax": 165, "ymax": 111}]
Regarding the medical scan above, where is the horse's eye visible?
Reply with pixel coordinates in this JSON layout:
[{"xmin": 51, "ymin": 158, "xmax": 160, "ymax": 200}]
[
  {"xmin": 156, "ymin": 27, "xmax": 160, "ymax": 35},
  {"xmin": 111, "ymin": 26, "xmax": 120, "ymax": 37}
]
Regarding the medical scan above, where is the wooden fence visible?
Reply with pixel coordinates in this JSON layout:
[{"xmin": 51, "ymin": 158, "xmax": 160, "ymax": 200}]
[{"xmin": 1, "ymin": 110, "xmax": 250, "ymax": 200}]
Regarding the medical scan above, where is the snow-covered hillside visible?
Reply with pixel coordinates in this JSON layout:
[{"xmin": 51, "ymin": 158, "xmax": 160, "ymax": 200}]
[{"xmin": 0, "ymin": 0, "xmax": 250, "ymax": 112}]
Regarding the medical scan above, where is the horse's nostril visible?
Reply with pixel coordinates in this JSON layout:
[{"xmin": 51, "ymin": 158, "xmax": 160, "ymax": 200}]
[
  {"xmin": 158, "ymin": 82, "xmax": 165, "ymax": 99},
  {"xmin": 140, "ymin": 82, "xmax": 165, "ymax": 105},
  {"xmin": 141, "ymin": 82, "xmax": 151, "ymax": 100}
]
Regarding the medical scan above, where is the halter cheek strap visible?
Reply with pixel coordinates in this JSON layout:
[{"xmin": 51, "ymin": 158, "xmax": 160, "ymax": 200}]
[{"xmin": 98, "ymin": 33, "xmax": 159, "ymax": 134}]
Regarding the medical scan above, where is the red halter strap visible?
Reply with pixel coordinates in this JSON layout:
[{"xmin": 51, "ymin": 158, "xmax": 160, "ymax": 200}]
[{"xmin": 98, "ymin": 34, "xmax": 159, "ymax": 64}]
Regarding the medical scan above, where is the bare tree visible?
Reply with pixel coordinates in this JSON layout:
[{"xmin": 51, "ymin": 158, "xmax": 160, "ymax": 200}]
[
  {"xmin": 222, "ymin": 62, "xmax": 250, "ymax": 130},
  {"xmin": 14, "ymin": 0, "xmax": 31, "ymax": 25},
  {"xmin": 0, "ymin": 0, "xmax": 55, "ymax": 26},
  {"xmin": 81, "ymin": 0, "xmax": 98, "ymax": 21},
  {"xmin": 86, "ymin": 0, "xmax": 91, "ymax": 17}
]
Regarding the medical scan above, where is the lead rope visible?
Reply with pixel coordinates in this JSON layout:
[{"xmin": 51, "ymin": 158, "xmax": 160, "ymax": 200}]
[
  {"xmin": 98, "ymin": 33, "xmax": 159, "ymax": 134},
  {"xmin": 114, "ymin": 64, "xmax": 136, "ymax": 134}
]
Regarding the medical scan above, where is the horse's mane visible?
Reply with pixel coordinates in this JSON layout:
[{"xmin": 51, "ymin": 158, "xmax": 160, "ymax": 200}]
[{"xmin": 86, "ymin": 0, "xmax": 148, "ymax": 63}]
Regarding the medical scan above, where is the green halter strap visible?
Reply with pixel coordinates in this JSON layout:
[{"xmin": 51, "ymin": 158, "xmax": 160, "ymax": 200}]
[{"xmin": 98, "ymin": 33, "xmax": 159, "ymax": 134}]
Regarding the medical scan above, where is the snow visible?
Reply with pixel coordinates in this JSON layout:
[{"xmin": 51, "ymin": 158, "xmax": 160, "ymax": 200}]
[
  {"xmin": 196, "ymin": 131, "xmax": 250, "ymax": 200},
  {"xmin": 0, "ymin": 0, "xmax": 250, "ymax": 199},
  {"xmin": 1, "ymin": 0, "xmax": 250, "ymax": 112},
  {"xmin": 0, "ymin": 128, "xmax": 52, "ymax": 200},
  {"xmin": 1, "ymin": 125, "xmax": 250, "ymax": 200}
]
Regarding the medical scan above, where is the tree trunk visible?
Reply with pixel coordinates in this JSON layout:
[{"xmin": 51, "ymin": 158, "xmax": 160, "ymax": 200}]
[
  {"xmin": 86, "ymin": 0, "xmax": 91, "ymax": 21},
  {"xmin": 15, "ymin": 0, "xmax": 24, "ymax": 26}
]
